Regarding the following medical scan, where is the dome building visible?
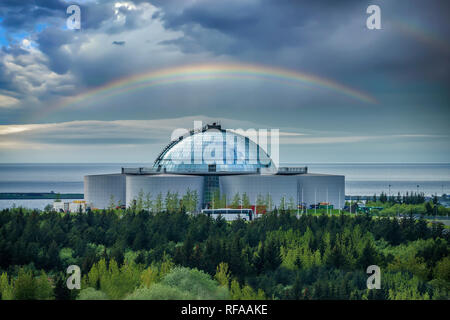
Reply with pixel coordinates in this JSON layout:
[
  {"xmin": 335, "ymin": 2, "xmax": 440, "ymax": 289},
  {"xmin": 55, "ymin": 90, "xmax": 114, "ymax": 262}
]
[
  {"xmin": 84, "ymin": 123, "xmax": 345, "ymax": 213},
  {"xmin": 152, "ymin": 122, "xmax": 275, "ymax": 173}
]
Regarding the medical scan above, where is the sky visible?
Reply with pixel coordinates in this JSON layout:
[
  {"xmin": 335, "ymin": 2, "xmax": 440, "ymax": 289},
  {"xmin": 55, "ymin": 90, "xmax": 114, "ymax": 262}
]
[{"xmin": 0, "ymin": 0, "xmax": 449, "ymax": 164}]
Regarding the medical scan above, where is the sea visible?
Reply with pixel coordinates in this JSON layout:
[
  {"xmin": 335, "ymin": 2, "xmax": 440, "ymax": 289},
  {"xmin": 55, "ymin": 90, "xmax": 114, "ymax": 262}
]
[{"xmin": 0, "ymin": 163, "xmax": 449, "ymax": 210}]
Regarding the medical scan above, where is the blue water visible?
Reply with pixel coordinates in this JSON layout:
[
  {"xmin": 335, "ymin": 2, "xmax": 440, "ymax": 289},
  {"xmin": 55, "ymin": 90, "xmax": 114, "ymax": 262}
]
[
  {"xmin": 303, "ymin": 163, "xmax": 450, "ymax": 197},
  {"xmin": 0, "ymin": 163, "xmax": 144, "ymax": 210},
  {"xmin": 0, "ymin": 163, "xmax": 449, "ymax": 209},
  {"xmin": 0, "ymin": 163, "xmax": 144, "ymax": 193}
]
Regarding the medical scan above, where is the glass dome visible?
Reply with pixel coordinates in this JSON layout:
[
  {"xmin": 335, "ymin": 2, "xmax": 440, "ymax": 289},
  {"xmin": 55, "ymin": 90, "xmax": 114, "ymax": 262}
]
[{"xmin": 153, "ymin": 124, "xmax": 276, "ymax": 173}]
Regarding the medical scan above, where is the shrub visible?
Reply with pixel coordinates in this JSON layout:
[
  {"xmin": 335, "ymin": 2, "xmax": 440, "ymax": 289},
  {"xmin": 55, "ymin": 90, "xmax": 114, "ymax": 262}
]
[
  {"xmin": 125, "ymin": 284, "xmax": 193, "ymax": 300},
  {"xmin": 161, "ymin": 267, "xmax": 229, "ymax": 300},
  {"xmin": 77, "ymin": 287, "xmax": 108, "ymax": 300}
]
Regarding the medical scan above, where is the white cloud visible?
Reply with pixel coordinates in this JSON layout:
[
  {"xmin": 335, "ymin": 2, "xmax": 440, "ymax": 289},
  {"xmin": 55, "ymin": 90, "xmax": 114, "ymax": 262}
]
[
  {"xmin": 0, "ymin": 115, "xmax": 447, "ymax": 163},
  {"xmin": 1, "ymin": 45, "xmax": 75, "ymax": 100},
  {"xmin": 280, "ymin": 136, "xmax": 375, "ymax": 144},
  {"xmin": 0, "ymin": 94, "xmax": 20, "ymax": 108},
  {"xmin": 1, "ymin": 116, "xmax": 444, "ymax": 156},
  {"xmin": 0, "ymin": 116, "xmax": 279, "ymax": 143}
]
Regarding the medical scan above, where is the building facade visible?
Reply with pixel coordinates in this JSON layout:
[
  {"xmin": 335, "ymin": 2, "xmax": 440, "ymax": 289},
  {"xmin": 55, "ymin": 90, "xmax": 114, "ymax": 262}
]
[{"xmin": 84, "ymin": 123, "xmax": 345, "ymax": 211}]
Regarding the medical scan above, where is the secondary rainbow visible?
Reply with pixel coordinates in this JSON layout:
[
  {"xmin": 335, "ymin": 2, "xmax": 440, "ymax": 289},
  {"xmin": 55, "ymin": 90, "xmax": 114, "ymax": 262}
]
[{"xmin": 393, "ymin": 21, "xmax": 450, "ymax": 53}]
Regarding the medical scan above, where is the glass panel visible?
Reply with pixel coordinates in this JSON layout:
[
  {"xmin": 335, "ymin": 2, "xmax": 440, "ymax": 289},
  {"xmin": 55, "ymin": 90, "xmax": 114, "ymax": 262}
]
[{"xmin": 154, "ymin": 130, "xmax": 275, "ymax": 173}]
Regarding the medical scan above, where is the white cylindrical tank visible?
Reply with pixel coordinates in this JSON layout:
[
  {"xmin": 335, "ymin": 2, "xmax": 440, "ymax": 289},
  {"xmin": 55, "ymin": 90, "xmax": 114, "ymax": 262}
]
[
  {"xmin": 126, "ymin": 174, "xmax": 204, "ymax": 211},
  {"xmin": 219, "ymin": 174, "xmax": 299, "ymax": 208},
  {"xmin": 297, "ymin": 174, "xmax": 345, "ymax": 209},
  {"xmin": 84, "ymin": 174, "xmax": 126, "ymax": 209}
]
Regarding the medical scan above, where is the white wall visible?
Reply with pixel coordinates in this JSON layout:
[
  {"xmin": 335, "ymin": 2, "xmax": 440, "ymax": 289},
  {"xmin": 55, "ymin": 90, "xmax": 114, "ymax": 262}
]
[
  {"xmin": 219, "ymin": 175, "xmax": 298, "ymax": 208},
  {"xmin": 297, "ymin": 174, "xmax": 345, "ymax": 209},
  {"xmin": 84, "ymin": 174, "xmax": 126, "ymax": 209},
  {"xmin": 220, "ymin": 174, "xmax": 345, "ymax": 209},
  {"xmin": 125, "ymin": 175, "xmax": 204, "ymax": 210},
  {"xmin": 84, "ymin": 172, "xmax": 345, "ymax": 211}
]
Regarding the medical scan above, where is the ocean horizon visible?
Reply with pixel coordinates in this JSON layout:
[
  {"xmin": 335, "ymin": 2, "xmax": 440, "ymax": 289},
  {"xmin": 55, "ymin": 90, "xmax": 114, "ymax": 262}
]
[{"xmin": 0, "ymin": 162, "xmax": 449, "ymax": 210}]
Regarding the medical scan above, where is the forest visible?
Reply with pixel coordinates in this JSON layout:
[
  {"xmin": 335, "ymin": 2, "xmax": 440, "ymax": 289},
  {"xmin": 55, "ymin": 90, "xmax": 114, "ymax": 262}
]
[
  {"xmin": 355, "ymin": 191, "xmax": 450, "ymax": 216},
  {"xmin": 0, "ymin": 198, "xmax": 449, "ymax": 300}
]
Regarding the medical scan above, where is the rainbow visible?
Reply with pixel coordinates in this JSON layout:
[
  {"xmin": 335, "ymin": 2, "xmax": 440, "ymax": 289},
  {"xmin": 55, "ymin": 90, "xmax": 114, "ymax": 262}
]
[
  {"xmin": 44, "ymin": 62, "xmax": 377, "ymax": 116},
  {"xmin": 393, "ymin": 21, "xmax": 450, "ymax": 53}
]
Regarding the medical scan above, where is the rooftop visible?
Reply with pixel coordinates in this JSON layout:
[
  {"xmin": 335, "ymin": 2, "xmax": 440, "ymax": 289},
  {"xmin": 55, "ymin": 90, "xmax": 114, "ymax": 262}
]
[{"xmin": 152, "ymin": 123, "xmax": 277, "ymax": 174}]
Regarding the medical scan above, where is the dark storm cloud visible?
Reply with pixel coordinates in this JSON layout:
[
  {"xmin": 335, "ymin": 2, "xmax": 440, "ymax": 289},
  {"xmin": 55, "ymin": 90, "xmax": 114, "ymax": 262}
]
[
  {"xmin": 84, "ymin": 2, "xmax": 151, "ymax": 34},
  {"xmin": 0, "ymin": 0, "xmax": 449, "ymax": 163},
  {"xmin": 0, "ymin": 0, "xmax": 66, "ymax": 31},
  {"xmin": 0, "ymin": 0, "xmax": 117, "ymax": 34},
  {"xmin": 0, "ymin": 1, "xmax": 161, "ymax": 85},
  {"xmin": 154, "ymin": 0, "xmax": 450, "ymax": 84},
  {"xmin": 0, "ymin": 43, "xmax": 35, "ymax": 96},
  {"xmin": 30, "ymin": 137, "xmax": 159, "ymax": 145},
  {"xmin": 82, "ymin": 2, "xmax": 116, "ymax": 31},
  {"xmin": 36, "ymin": 27, "xmax": 75, "ymax": 74},
  {"xmin": 1, "ymin": 45, "xmax": 28, "ymax": 56},
  {"xmin": 155, "ymin": 0, "xmax": 363, "ymax": 53},
  {"xmin": 1, "ymin": 0, "xmax": 447, "ymax": 96}
]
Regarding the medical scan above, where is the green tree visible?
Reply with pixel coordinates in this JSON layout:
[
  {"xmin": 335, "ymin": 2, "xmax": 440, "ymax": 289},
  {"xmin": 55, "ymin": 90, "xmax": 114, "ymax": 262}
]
[
  {"xmin": 256, "ymin": 194, "xmax": 265, "ymax": 214},
  {"xmin": 288, "ymin": 197, "xmax": 295, "ymax": 213},
  {"xmin": 131, "ymin": 267, "xmax": 229, "ymax": 300},
  {"xmin": 279, "ymin": 196, "xmax": 286, "ymax": 212},
  {"xmin": 215, "ymin": 262, "xmax": 231, "ymax": 287},
  {"xmin": 144, "ymin": 192, "xmax": 153, "ymax": 212},
  {"xmin": 108, "ymin": 194, "xmax": 115, "ymax": 210},
  {"xmin": 0, "ymin": 272, "xmax": 14, "ymax": 300},
  {"xmin": 434, "ymin": 256, "xmax": 450, "ymax": 282},
  {"xmin": 35, "ymin": 271, "xmax": 54, "ymax": 300},
  {"xmin": 358, "ymin": 240, "xmax": 378, "ymax": 268},
  {"xmin": 231, "ymin": 193, "xmax": 241, "ymax": 209},
  {"xmin": 265, "ymin": 193, "xmax": 273, "ymax": 212},
  {"xmin": 264, "ymin": 238, "xmax": 281, "ymax": 271},
  {"xmin": 77, "ymin": 288, "xmax": 108, "ymax": 300},
  {"xmin": 242, "ymin": 192, "xmax": 250, "ymax": 208},
  {"xmin": 136, "ymin": 190, "xmax": 145, "ymax": 212},
  {"xmin": 154, "ymin": 193, "xmax": 163, "ymax": 213},
  {"xmin": 14, "ymin": 268, "xmax": 37, "ymax": 300}
]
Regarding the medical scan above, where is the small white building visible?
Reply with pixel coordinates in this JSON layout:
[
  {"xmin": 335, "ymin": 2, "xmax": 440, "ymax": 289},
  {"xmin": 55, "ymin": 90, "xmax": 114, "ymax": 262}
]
[{"xmin": 53, "ymin": 200, "xmax": 87, "ymax": 213}]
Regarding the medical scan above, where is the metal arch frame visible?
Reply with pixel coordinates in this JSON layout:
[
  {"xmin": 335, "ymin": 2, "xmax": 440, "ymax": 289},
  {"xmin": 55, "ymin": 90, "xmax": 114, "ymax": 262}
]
[
  {"xmin": 153, "ymin": 123, "xmax": 210, "ymax": 166},
  {"xmin": 153, "ymin": 122, "xmax": 266, "ymax": 167}
]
